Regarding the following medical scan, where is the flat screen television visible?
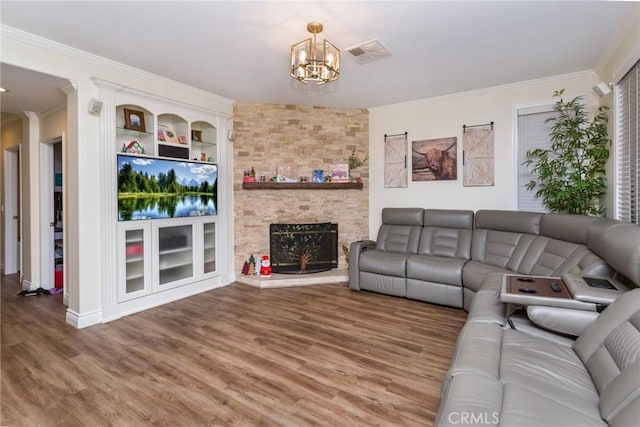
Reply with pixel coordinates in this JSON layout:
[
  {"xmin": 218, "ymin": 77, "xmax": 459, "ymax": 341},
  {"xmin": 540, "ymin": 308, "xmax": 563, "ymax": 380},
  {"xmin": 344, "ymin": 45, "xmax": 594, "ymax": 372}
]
[{"xmin": 117, "ymin": 154, "xmax": 217, "ymax": 221}]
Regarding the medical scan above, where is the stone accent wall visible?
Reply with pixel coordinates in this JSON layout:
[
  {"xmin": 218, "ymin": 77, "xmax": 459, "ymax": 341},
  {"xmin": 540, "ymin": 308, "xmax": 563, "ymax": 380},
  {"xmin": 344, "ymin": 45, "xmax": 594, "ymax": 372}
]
[{"xmin": 233, "ymin": 103, "xmax": 369, "ymax": 273}]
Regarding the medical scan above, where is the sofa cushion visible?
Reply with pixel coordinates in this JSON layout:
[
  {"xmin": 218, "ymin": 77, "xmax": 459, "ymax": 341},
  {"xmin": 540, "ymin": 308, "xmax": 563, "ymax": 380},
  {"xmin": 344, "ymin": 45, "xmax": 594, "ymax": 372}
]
[
  {"xmin": 374, "ymin": 208, "xmax": 424, "ymax": 254},
  {"xmin": 588, "ymin": 219, "xmax": 640, "ymax": 285},
  {"xmin": 359, "ymin": 249, "xmax": 409, "ymax": 276},
  {"xmin": 440, "ymin": 320, "xmax": 605, "ymax": 427},
  {"xmin": 466, "ymin": 273, "xmax": 506, "ymax": 324},
  {"xmin": 406, "ymin": 280, "xmax": 463, "ymax": 307},
  {"xmin": 499, "ymin": 382, "xmax": 605, "ymax": 427},
  {"xmin": 359, "ymin": 272, "xmax": 406, "ymax": 297},
  {"xmin": 471, "ymin": 229, "xmax": 537, "ymax": 270},
  {"xmin": 436, "ymin": 374, "xmax": 503, "ymax": 427},
  {"xmin": 382, "ymin": 207, "xmax": 424, "ymax": 225},
  {"xmin": 448, "ymin": 322, "xmax": 503, "ymax": 379},
  {"xmin": 541, "ymin": 213, "xmax": 599, "ymax": 244},
  {"xmin": 522, "ymin": 236, "xmax": 611, "ymax": 277},
  {"xmin": 406, "ymin": 255, "xmax": 466, "ymax": 286},
  {"xmin": 418, "ymin": 227, "xmax": 472, "ymax": 259},
  {"xmin": 475, "ymin": 210, "xmax": 544, "ymax": 235},
  {"xmin": 423, "ymin": 209, "xmax": 474, "ymax": 230},
  {"xmin": 501, "ymin": 328, "xmax": 601, "ymax": 412},
  {"xmin": 573, "ymin": 288, "xmax": 640, "ymax": 422},
  {"xmin": 462, "ymin": 260, "xmax": 510, "ymax": 293}
]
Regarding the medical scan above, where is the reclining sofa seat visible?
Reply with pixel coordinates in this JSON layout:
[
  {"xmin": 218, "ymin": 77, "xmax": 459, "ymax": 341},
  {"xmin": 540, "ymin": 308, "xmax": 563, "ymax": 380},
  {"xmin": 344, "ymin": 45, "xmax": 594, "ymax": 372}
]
[
  {"xmin": 349, "ymin": 208, "xmax": 423, "ymax": 297},
  {"xmin": 406, "ymin": 209, "xmax": 473, "ymax": 308},
  {"xmin": 349, "ymin": 208, "xmax": 473, "ymax": 307},
  {"xmin": 436, "ymin": 217, "xmax": 640, "ymax": 426},
  {"xmin": 462, "ymin": 210, "xmax": 613, "ymax": 310},
  {"xmin": 436, "ymin": 288, "xmax": 640, "ymax": 427}
]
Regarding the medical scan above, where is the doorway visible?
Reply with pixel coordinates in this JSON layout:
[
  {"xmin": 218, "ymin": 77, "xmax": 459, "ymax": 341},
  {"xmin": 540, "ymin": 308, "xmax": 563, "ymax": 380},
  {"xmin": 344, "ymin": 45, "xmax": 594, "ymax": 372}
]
[
  {"xmin": 40, "ymin": 136, "xmax": 64, "ymax": 290},
  {"xmin": 3, "ymin": 146, "xmax": 21, "ymax": 275}
]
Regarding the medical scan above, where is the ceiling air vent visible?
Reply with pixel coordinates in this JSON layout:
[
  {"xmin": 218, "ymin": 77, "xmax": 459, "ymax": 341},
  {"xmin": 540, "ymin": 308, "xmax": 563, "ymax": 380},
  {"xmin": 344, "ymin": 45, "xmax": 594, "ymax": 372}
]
[{"xmin": 346, "ymin": 39, "xmax": 391, "ymax": 64}]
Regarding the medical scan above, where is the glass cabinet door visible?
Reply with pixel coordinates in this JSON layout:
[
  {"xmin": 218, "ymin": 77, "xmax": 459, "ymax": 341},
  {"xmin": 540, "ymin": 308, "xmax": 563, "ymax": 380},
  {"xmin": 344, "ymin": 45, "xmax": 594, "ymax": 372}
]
[
  {"xmin": 157, "ymin": 224, "xmax": 193, "ymax": 286},
  {"xmin": 118, "ymin": 223, "xmax": 151, "ymax": 302},
  {"xmin": 125, "ymin": 229, "xmax": 146, "ymax": 293},
  {"xmin": 203, "ymin": 222, "xmax": 216, "ymax": 274}
]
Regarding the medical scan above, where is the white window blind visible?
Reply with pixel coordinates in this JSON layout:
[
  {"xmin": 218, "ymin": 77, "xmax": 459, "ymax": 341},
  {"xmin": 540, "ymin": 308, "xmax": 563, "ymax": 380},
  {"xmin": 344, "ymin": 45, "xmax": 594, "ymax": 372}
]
[
  {"xmin": 517, "ymin": 109, "xmax": 557, "ymax": 212},
  {"xmin": 616, "ymin": 60, "xmax": 640, "ymax": 224}
]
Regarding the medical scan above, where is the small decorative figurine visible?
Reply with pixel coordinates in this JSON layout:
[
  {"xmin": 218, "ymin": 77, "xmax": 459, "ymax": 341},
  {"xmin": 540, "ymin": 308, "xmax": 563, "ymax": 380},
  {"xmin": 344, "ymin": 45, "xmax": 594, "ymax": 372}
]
[{"xmin": 260, "ymin": 255, "xmax": 272, "ymax": 278}]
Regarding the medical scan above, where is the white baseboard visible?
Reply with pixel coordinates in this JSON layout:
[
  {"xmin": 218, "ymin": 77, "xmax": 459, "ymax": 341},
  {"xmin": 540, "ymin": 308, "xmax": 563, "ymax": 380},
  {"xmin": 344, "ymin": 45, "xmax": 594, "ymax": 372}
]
[
  {"xmin": 66, "ymin": 308, "xmax": 102, "ymax": 329},
  {"xmin": 22, "ymin": 279, "xmax": 41, "ymax": 291}
]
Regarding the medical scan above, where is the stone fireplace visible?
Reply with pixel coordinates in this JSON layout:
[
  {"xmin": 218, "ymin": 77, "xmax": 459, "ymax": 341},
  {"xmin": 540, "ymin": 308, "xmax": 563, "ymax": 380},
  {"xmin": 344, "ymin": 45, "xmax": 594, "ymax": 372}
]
[{"xmin": 232, "ymin": 102, "xmax": 369, "ymax": 274}]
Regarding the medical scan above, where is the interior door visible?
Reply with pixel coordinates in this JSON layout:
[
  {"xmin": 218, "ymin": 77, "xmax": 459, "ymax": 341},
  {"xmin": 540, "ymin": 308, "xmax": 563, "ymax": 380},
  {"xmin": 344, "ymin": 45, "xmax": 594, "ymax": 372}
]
[
  {"xmin": 3, "ymin": 147, "xmax": 20, "ymax": 275},
  {"xmin": 39, "ymin": 136, "xmax": 63, "ymax": 289}
]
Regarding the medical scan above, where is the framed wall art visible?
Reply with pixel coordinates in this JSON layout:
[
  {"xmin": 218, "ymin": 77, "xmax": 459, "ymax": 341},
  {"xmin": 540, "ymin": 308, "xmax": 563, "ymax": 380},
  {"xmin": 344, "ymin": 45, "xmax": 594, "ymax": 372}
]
[
  {"xmin": 463, "ymin": 122, "xmax": 495, "ymax": 187},
  {"xmin": 191, "ymin": 129, "xmax": 203, "ymax": 142},
  {"xmin": 123, "ymin": 108, "xmax": 146, "ymax": 132},
  {"xmin": 412, "ymin": 137, "xmax": 457, "ymax": 181},
  {"xmin": 384, "ymin": 132, "xmax": 408, "ymax": 188}
]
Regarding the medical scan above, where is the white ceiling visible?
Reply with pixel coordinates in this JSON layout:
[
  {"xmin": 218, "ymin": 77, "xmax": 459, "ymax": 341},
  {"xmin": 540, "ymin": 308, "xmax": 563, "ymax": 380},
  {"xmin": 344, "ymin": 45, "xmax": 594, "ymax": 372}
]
[{"xmin": 0, "ymin": 1, "xmax": 635, "ymax": 113}]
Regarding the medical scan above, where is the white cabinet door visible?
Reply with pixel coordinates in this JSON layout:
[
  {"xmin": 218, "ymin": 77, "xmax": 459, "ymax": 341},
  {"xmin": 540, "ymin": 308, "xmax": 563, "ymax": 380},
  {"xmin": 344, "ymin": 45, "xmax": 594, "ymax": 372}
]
[
  {"xmin": 153, "ymin": 220, "xmax": 195, "ymax": 291},
  {"xmin": 202, "ymin": 220, "xmax": 217, "ymax": 276},
  {"xmin": 118, "ymin": 222, "xmax": 152, "ymax": 302}
]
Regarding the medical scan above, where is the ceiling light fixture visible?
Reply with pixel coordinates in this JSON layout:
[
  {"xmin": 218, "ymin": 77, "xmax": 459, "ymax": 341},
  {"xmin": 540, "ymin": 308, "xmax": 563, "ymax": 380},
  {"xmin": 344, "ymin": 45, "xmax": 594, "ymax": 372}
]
[
  {"xmin": 0, "ymin": 87, "xmax": 7, "ymax": 93},
  {"xmin": 290, "ymin": 22, "xmax": 340, "ymax": 85}
]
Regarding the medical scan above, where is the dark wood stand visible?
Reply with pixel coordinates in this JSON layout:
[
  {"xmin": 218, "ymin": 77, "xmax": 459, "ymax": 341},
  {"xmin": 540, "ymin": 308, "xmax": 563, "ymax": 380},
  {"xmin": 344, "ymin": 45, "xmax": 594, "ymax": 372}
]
[
  {"xmin": 242, "ymin": 182, "xmax": 363, "ymax": 190},
  {"xmin": 506, "ymin": 276, "xmax": 571, "ymax": 299}
]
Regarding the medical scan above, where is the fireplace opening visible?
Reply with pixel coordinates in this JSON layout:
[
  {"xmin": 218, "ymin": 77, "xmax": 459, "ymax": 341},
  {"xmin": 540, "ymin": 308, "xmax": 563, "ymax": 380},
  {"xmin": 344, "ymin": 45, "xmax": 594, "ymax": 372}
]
[{"xmin": 270, "ymin": 223, "xmax": 338, "ymax": 274}]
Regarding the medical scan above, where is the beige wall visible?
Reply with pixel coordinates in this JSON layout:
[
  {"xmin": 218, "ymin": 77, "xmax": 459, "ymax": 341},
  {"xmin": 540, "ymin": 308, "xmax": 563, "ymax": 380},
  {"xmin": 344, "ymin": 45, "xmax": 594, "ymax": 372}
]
[
  {"xmin": 232, "ymin": 103, "xmax": 369, "ymax": 272},
  {"xmin": 368, "ymin": 72, "xmax": 602, "ymax": 235}
]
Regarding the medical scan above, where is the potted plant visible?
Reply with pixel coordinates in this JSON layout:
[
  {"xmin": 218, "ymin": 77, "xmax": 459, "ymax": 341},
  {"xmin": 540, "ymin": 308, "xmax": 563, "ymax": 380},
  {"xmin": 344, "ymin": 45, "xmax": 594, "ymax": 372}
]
[
  {"xmin": 348, "ymin": 149, "xmax": 368, "ymax": 183},
  {"xmin": 524, "ymin": 89, "xmax": 611, "ymax": 217}
]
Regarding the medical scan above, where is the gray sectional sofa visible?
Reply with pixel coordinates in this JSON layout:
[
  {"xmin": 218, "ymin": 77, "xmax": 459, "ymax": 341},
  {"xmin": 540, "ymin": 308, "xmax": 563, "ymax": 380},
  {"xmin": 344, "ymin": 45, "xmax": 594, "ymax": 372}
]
[
  {"xmin": 349, "ymin": 208, "xmax": 636, "ymax": 310},
  {"xmin": 348, "ymin": 208, "xmax": 640, "ymax": 426}
]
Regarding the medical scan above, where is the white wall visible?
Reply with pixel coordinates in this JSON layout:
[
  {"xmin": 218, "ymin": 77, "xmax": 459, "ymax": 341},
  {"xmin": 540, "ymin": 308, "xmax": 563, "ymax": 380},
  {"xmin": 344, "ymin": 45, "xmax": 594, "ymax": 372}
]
[
  {"xmin": 39, "ymin": 102, "xmax": 67, "ymax": 142},
  {"xmin": 368, "ymin": 72, "xmax": 600, "ymax": 236},
  {"xmin": 1, "ymin": 25, "xmax": 233, "ymax": 327},
  {"xmin": 595, "ymin": 3, "xmax": 640, "ymax": 218}
]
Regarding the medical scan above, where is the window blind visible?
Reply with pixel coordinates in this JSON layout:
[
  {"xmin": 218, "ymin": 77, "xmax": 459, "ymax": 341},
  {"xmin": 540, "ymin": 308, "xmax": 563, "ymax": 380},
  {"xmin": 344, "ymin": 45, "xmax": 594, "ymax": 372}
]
[
  {"xmin": 616, "ymin": 60, "xmax": 639, "ymax": 224},
  {"xmin": 517, "ymin": 110, "xmax": 557, "ymax": 212}
]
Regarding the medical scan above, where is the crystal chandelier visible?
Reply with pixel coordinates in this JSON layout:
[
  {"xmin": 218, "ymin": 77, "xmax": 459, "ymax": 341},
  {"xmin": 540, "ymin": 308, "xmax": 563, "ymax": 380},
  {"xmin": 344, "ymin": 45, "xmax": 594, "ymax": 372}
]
[{"xmin": 290, "ymin": 22, "xmax": 340, "ymax": 85}]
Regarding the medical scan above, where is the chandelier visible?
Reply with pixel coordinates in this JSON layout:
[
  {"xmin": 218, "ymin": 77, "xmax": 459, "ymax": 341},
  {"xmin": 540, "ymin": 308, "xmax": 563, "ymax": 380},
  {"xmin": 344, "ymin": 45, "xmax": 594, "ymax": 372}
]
[{"xmin": 290, "ymin": 22, "xmax": 340, "ymax": 85}]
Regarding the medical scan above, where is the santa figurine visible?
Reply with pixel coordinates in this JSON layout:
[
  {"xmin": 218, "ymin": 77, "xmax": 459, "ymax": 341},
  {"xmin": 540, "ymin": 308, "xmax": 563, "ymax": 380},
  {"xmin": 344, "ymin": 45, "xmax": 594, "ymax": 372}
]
[{"xmin": 260, "ymin": 255, "xmax": 272, "ymax": 278}]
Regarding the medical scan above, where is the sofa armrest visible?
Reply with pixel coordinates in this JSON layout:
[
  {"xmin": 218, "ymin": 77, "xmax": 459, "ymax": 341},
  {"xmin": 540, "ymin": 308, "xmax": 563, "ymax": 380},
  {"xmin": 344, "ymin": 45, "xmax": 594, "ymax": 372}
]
[
  {"xmin": 526, "ymin": 305, "xmax": 600, "ymax": 337},
  {"xmin": 348, "ymin": 240, "xmax": 376, "ymax": 290}
]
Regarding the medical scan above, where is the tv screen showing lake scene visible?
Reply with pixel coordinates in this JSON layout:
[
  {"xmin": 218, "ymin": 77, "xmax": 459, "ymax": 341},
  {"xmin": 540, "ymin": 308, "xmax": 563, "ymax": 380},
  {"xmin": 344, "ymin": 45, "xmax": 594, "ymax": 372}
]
[{"xmin": 117, "ymin": 154, "xmax": 217, "ymax": 221}]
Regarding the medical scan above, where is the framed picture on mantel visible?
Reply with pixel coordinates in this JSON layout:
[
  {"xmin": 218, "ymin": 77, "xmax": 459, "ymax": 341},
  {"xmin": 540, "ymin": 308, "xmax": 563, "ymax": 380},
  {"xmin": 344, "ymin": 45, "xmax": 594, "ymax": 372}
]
[{"xmin": 123, "ymin": 108, "xmax": 146, "ymax": 132}]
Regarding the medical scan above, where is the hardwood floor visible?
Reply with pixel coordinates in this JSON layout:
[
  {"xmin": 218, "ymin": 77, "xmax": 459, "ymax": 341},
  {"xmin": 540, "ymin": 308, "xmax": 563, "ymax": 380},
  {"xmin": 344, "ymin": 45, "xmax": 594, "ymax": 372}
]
[{"xmin": 1, "ymin": 274, "xmax": 467, "ymax": 426}]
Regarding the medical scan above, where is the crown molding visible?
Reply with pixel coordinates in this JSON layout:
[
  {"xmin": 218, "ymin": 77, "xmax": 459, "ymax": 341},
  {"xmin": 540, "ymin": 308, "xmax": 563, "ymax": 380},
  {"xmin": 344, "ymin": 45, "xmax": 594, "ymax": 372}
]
[
  {"xmin": 594, "ymin": 3, "xmax": 640, "ymax": 81},
  {"xmin": 1, "ymin": 25, "xmax": 234, "ymax": 108},
  {"xmin": 371, "ymin": 70, "xmax": 597, "ymax": 110}
]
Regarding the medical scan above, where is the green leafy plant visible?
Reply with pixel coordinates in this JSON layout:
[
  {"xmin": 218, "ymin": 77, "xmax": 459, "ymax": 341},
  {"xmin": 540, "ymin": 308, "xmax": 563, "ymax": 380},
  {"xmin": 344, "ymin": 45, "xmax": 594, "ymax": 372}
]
[
  {"xmin": 524, "ymin": 89, "xmax": 611, "ymax": 217},
  {"xmin": 348, "ymin": 150, "xmax": 368, "ymax": 171}
]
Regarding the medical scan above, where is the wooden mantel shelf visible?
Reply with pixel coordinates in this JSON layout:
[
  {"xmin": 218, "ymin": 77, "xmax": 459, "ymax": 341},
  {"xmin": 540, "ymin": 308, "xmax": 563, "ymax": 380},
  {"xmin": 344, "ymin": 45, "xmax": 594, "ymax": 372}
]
[{"xmin": 242, "ymin": 181, "xmax": 363, "ymax": 190}]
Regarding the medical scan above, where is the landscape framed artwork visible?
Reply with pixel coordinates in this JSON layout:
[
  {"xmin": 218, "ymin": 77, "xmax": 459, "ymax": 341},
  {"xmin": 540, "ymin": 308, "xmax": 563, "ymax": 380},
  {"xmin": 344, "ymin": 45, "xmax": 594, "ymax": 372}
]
[
  {"xmin": 123, "ymin": 108, "xmax": 146, "ymax": 132},
  {"xmin": 412, "ymin": 137, "xmax": 457, "ymax": 181}
]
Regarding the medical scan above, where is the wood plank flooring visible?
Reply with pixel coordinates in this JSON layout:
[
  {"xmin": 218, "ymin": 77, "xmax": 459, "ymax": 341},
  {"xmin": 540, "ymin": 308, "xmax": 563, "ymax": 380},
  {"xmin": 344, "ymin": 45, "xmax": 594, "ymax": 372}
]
[{"xmin": 1, "ymin": 274, "xmax": 467, "ymax": 426}]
